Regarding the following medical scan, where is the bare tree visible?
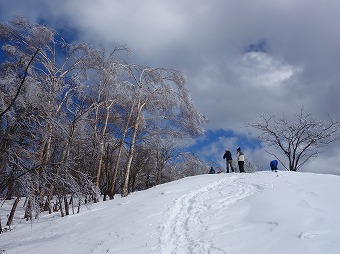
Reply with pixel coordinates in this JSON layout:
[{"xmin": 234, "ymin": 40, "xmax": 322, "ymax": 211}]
[
  {"xmin": 127, "ymin": 137, "xmax": 179, "ymax": 191},
  {"xmin": 243, "ymin": 159, "xmax": 259, "ymax": 173},
  {"xmin": 0, "ymin": 16, "xmax": 99, "ymax": 218},
  {"xmin": 176, "ymin": 152, "xmax": 209, "ymax": 177},
  {"xmin": 0, "ymin": 16, "xmax": 208, "ymax": 229},
  {"xmin": 0, "ymin": 48, "xmax": 39, "ymax": 119},
  {"xmin": 248, "ymin": 107, "xmax": 340, "ymax": 171},
  {"xmin": 120, "ymin": 65, "xmax": 207, "ymax": 197}
]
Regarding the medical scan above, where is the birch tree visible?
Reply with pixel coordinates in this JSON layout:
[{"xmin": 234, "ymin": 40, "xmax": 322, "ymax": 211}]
[
  {"xmin": 248, "ymin": 107, "xmax": 340, "ymax": 171},
  {"xmin": 0, "ymin": 16, "xmax": 54, "ymax": 204},
  {"xmin": 84, "ymin": 48, "xmax": 125, "ymax": 191},
  {"xmin": 120, "ymin": 65, "xmax": 207, "ymax": 197},
  {"xmin": 1, "ymin": 16, "xmax": 208, "ymax": 224},
  {"xmin": 0, "ymin": 16, "xmax": 97, "ymax": 216}
]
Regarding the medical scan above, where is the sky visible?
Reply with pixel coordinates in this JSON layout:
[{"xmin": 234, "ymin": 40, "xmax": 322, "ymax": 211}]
[
  {"xmin": 1, "ymin": 171, "xmax": 340, "ymax": 253},
  {"xmin": 0, "ymin": 0, "xmax": 340, "ymax": 174}
]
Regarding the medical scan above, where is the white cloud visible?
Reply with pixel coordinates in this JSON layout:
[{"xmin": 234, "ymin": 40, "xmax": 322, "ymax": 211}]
[
  {"xmin": 56, "ymin": 0, "xmax": 188, "ymax": 54},
  {"xmin": 235, "ymin": 52, "xmax": 301, "ymax": 89}
]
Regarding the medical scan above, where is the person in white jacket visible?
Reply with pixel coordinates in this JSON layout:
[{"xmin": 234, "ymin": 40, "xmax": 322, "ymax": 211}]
[{"xmin": 236, "ymin": 147, "xmax": 245, "ymax": 173}]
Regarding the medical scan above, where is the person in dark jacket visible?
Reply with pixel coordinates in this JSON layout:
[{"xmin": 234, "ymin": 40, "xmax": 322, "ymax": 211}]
[
  {"xmin": 209, "ymin": 167, "xmax": 215, "ymax": 174},
  {"xmin": 223, "ymin": 150, "xmax": 234, "ymax": 173},
  {"xmin": 270, "ymin": 160, "xmax": 278, "ymax": 171}
]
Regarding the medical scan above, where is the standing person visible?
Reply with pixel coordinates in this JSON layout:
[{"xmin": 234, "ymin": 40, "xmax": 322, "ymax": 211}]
[
  {"xmin": 223, "ymin": 150, "xmax": 234, "ymax": 173},
  {"xmin": 270, "ymin": 160, "xmax": 278, "ymax": 171},
  {"xmin": 236, "ymin": 147, "xmax": 245, "ymax": 173}
]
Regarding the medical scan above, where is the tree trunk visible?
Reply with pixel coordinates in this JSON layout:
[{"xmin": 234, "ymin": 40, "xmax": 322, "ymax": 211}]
[
  {"xmin": 64, "ymin": 196, "xmax": 69, "ymax": 216},
  {"xmin": 95, "ymin": 142, "xmax": 105, "ymax": 189},
  {"xmin": 0, "ymin": 213, "xmax": 2, "ymax": 234},
  {"xmin": 38, "ymin": 125, "xmax": 53, "ymax": 209},
  {"xmin": 145, "ymin": 174, "xmax": 150, "ymax": 189},
  {"xmin": 103, "ymin": 146, "xmax": 111, "ymax": 201},
  {"xmin": 94, "ymin": 102, "xmax": 113, "ymax": 197},
  {"xmin": 24, "ymin": 199, "xmax": 32, "ymax": 221},
  {"xmin": 109, "ymin": 140, "xmax": 124, "ymax": 198},
  {"xmin": 44, "ymin": 122, "xmax": 75, "ymax": 210},
  {"xmin": 156, "ymin": 165, "xmax": 163, "ymax": 186},
  {"xmin": 59, "ymin": 196, "xmax": 64, "ymax": 217},
  {"xmin": 70, "ymin": 196, "xmax": 75, "ymax": 214},
  {"xmin": 6, "ymin": 197, "xmax": 20, "ymax": 227},
  {"xmin": 131, "ymin": 172, "xmax": 137, "ymax": 192},
  {"xmin": 77, "ymin": 199, "xmax": 81, "ymax": 214},
  {"xmin": 0, "ymin": 48, "xmax": 40, "ymax": 119},
  {"xmin": 109, "ymin": 103, "xmax": 134, "ymax": 199},
  {"xmin": 121, "ymin": 102, "xmax": 143, "ymax": 197}
]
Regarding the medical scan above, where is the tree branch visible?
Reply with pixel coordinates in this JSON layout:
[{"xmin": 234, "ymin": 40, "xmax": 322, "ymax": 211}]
[{"xmin": 0, "ymin": 48, "xmax": 40, "ymax": 119}]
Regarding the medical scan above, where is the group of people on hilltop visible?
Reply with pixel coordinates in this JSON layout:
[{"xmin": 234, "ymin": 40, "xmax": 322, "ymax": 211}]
[
  {"xmin": 208, "ymin": 146, "xmax": 280, "ymax": 174},
  {"xmin": 209, "ymin": 147, "xmax": 245, "ymax": 174},
  {"xmin": 222, "ymin": 147, "xmax": 245, "ymax": 173}
]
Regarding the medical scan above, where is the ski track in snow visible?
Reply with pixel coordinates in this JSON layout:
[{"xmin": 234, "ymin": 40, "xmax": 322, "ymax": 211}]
[{"xmin": 155, "ymin": 175, "xmax": 261, "ymax": 254}]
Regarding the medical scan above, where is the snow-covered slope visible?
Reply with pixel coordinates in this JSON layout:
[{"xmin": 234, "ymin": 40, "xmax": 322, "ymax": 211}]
[{"xmin": 1, "ymin": 171, "xmax": 340, "ymax": 254}]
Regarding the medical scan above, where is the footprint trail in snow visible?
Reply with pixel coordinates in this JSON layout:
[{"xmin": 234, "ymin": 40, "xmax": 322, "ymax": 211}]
[{"xmin": 155, "ymin": 174, "xmax": 261, "ymax": 254}]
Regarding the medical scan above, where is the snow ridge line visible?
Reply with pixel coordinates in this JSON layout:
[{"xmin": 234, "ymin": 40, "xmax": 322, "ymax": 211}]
[{"xmin": 154, "ymin": 175, "xmax": 260, "ymax": 254}]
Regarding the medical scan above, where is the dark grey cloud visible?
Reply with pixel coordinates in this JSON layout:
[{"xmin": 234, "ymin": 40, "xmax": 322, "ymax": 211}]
[{"xmin": 1, "ymin": 0, "xmax": 339, "ymax": 173}]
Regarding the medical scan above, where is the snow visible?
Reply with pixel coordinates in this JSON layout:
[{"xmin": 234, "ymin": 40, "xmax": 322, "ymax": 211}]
[{"xmin": 1, "ymin": 171, "xmax": 340, "ymax": 254}]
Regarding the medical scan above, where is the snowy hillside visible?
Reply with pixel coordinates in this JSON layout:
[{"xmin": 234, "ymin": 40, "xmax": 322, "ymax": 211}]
[{"xmin": 1, "ymin": 171, "xmax": 340, "ymax": 254}]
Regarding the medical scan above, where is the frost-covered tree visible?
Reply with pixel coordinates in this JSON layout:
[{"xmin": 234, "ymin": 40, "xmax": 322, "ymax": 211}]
[
  {"xmin": 0, "ymin": 16, "xmax": 208, "ymax": 227},
  {"xmin": 120, "ymin": 65, "xmax": 207, "ymax": 197},
  {"xmin": 243, "ymin": 159, "xmax": 259, "ymax": 173},
  {"xmin": 82, "ymin": 46, "xmax": 127, "ymax": 191},
  {"xmin": 0, "ymin": 16, "xmax": 98, "ymax": 218},
  {"xmin": 248, "ymin": 107, "xmax": 340, "ymax": 171},
  {"xmin": 128, "ymin": 138, "xmax": 179, "ymax": 192},
  {"xmin": 0, "ymin": 16, "xmax": 56, "ymax": 204},
  {"xmin": 175, "ymin": 152, "xmax": 209, "ymax": 177}
]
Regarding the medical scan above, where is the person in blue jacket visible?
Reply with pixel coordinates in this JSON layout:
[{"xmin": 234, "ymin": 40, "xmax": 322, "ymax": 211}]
[
  {"xmin": 270, "ymin": 160, "xmax": 278, "ymax": 171},
  {"xmin": 209, "ymin": 167, "xmax": 215, "ymax": 174}
]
